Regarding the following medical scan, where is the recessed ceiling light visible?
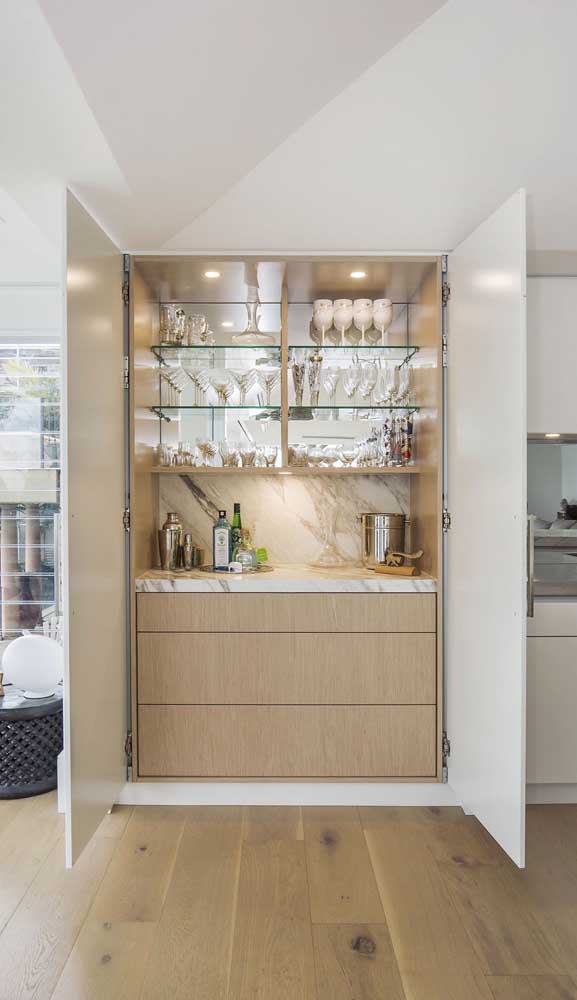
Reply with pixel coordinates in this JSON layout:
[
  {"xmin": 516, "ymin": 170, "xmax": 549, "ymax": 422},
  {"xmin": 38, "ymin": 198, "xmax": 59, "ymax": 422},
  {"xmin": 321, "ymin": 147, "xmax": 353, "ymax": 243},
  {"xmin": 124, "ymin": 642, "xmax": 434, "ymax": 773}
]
[
  {"xmin": 203, "ymin": 270, "xmax": 220, "ymax": 279},
  {"xmin": 350, "ymin": 270, "xmax": 367, "ymax": 279},
  {"xmin": 545, "ymin": 433, "xmax": 561, "ymax": 439},
  {"xmin": 221, "ymin": 321, "xmax": 233, "ymax": 328}
]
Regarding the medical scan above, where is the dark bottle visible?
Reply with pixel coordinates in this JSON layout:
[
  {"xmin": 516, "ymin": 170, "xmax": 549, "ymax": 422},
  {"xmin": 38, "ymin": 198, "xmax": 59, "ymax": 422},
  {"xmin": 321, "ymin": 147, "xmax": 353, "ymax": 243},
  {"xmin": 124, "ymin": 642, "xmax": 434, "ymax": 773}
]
[{"xmin": 231, "ymin": 502, "xmax": 242, "ymax": 551}]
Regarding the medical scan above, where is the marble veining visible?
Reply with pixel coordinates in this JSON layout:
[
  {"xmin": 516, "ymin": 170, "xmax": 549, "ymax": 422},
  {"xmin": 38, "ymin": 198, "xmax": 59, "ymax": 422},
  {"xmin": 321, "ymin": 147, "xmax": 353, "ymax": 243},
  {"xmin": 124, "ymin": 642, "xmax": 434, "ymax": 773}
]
[
  {"xmin": 136, "ymin": 565, "xmax": 436, "ymax": 594},
  {"xmin": 157, "ymin": 472, "xmax": 411, "ymax": 566}
]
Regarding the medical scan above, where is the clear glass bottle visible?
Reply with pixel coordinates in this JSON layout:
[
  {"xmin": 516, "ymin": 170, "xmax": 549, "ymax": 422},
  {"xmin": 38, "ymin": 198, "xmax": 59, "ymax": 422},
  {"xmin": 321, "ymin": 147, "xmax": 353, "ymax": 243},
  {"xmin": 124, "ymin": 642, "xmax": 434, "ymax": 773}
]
[
  {"xmin": 213, "ymin": 510, "xmax": 232, "ymax": 570},
  {"xmin": 232, "ymin": 528, "xmax": 258, "ymax": 571}
]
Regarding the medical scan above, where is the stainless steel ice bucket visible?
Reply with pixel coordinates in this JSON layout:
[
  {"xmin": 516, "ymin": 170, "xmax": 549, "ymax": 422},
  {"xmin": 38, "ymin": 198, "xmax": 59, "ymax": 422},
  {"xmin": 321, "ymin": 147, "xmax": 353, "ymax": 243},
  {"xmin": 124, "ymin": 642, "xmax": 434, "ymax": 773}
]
[{"xmin": 359, "ymin": 512, "xmax": 406, "ymax": 568}]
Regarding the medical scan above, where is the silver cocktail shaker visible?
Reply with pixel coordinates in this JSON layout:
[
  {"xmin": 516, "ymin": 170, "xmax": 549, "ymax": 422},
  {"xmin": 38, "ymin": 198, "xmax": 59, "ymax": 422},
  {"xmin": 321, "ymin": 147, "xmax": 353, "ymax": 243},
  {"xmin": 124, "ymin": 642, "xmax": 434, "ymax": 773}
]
[{"xmin": 158, "ymin": 512, "xmax": 182, "ymax": 570}]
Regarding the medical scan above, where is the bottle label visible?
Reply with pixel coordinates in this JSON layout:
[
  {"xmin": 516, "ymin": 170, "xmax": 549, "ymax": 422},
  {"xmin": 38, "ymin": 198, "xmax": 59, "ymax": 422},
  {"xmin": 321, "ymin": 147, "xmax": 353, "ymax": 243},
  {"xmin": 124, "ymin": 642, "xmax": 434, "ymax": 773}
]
[{"xmin": 213, "ymin": 527, "xmax": 230, "ymax": 568}]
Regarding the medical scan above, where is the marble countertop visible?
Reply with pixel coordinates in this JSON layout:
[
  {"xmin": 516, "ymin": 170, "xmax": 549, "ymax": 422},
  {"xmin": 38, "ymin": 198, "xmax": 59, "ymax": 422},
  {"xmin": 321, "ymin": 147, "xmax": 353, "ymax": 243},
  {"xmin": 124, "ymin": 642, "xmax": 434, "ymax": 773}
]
[{"xmin": 136, "ymin": 564, "xmax": 437, "ymax": 593}]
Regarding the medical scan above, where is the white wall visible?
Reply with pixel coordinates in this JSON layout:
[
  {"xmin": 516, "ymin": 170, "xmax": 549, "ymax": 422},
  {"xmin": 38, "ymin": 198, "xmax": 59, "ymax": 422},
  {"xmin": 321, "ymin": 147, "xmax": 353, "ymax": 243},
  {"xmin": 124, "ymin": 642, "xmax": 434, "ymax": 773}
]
[{"xmin": 527, "ymin": 277, "xmax": 577, "ymax": 434}]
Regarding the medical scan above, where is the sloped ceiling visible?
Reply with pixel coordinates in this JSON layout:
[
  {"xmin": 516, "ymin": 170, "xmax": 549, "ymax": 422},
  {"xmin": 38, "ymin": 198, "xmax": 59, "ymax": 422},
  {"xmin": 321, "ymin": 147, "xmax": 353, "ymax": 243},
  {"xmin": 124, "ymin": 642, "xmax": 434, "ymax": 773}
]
[
  {"xmin": 38, "ymin": 0, "xmax": 445, "ymax": 247},
  {"xmin": 165, "ymin": 0, "xmax": 577, "ymax": 252}
]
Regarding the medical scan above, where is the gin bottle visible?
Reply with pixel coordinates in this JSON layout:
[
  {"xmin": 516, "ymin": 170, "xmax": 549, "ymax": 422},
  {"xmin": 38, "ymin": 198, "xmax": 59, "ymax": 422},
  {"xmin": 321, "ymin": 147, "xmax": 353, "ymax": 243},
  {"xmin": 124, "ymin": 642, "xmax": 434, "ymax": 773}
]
[{"xmin": 213, "ymin": 510, "xmax": 232, "ymax": 570}]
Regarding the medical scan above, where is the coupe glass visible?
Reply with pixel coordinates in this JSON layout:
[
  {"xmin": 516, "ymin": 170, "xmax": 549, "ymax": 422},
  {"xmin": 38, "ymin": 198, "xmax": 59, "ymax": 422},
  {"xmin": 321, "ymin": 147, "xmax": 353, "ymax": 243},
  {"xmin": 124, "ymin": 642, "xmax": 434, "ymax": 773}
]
[
  {"xmin": 232, "ymin": 369, "xmax": 255, "ymax": 405},
  {"xmin": 219, "ymin": 440, "xmax": 239, "ymax": 467},
  {"xmin": 258, "ymin": 369, "xmax": 281, "ymax": 406},
  {"xmin": 211, "ymin": 372, "xmax": 234, "ymax": 405}
]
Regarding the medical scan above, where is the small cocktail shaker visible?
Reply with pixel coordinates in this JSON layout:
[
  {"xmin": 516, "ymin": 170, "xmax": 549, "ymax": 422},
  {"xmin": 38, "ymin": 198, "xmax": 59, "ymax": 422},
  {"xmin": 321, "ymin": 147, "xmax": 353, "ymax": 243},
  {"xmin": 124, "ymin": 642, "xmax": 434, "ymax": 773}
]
[
  {"xmin": 158, "ymin": 512, "xmax": 182, "ymax": 570},
  {"xmin": 183, "ymin": 532, "xmax": 194, "ymax": 570}
]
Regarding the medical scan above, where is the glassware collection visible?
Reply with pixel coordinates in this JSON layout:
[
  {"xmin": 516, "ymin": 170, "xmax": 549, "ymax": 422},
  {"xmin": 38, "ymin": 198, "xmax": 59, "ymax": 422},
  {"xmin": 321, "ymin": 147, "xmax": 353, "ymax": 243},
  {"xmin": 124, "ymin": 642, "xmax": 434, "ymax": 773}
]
[
  {"xmin": 156, "ymin": 441, "xmax": 279, "ymax": 469},
  {"xmin": 310, "ymin": 298, "xmax": 394, "ymax": 346},
  {"xmin": 151, "ymin": 292, "xmax": 418, "ymax": 472}
]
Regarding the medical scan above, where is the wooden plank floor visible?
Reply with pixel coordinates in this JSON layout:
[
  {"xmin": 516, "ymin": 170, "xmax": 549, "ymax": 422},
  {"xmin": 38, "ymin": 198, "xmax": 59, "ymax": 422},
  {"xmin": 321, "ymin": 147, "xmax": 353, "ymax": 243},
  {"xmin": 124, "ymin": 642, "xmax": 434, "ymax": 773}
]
[{"xmin": 1, "ymin": 797, "xmax": 577, "ymax": 999}]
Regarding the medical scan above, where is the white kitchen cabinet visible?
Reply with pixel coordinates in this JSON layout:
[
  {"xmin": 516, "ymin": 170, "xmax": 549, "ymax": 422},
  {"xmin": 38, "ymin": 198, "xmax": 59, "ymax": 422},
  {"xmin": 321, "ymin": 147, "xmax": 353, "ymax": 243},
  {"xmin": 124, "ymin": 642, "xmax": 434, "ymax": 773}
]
[
  {"xmin": 527, "ymin": 601, "xmax": 577, "ymax": 784},
  {"xmin": 527, "ymin": 276, "xmax": 577, "ymax": 433},
  {"xmin": 62, "ymin": 190, "xmax": 527, "ymax": 867}
]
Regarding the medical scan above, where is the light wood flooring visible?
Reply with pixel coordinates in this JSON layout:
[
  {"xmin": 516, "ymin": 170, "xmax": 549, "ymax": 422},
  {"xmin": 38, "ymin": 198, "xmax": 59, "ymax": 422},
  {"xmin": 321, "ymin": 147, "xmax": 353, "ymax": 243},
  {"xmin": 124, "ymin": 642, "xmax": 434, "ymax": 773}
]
[{"xmin": 1, "ymin": 796, "xmax": 577, "ymax": 999}]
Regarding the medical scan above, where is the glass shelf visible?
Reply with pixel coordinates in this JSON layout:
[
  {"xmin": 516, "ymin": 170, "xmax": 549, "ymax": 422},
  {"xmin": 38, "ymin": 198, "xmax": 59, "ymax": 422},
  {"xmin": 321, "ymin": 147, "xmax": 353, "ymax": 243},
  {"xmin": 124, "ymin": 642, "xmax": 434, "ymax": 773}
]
[
  {"xmin": 288, "ymin": 405, "xmax": 418, "ymax": 414},
  {"xmin": 151, "ymin": 343, "xmax": 281, "ymax": 361},
  {"xmin": 151, "ymin": 404, "xmax": 280, "ymax": 422},
  {"xmin": 289, "ymin": 344, "xmax": 420, "ymax": 354}
]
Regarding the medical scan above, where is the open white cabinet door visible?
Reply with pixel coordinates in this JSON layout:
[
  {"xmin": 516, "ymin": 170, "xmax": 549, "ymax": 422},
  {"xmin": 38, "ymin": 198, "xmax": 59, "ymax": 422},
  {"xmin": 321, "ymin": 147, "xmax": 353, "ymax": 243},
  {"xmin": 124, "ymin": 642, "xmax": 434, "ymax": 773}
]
[
  {"xmin": 63, "ymin": 192, "xmax": 127, "ymax": 866},
  {"xmin": 446, "ymin": 189, "xmax": 527, "ymax": 867}
]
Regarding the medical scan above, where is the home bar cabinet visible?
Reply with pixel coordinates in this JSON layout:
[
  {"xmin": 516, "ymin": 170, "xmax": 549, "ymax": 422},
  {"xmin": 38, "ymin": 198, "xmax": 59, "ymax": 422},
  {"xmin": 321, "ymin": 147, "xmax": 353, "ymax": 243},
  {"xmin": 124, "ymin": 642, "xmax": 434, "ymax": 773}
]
[{"xmin": 64, "ymin": 190, "xmax": 527, "ymax": 867}]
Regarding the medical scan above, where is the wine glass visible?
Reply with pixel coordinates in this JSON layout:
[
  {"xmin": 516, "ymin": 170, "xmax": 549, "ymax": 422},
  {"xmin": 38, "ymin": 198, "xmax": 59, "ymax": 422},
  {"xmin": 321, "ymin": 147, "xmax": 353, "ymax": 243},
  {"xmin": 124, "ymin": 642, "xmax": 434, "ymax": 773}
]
[
  {"xmin": 322, "ymin": 366, "xmax": 340, "ymax": 406},
  {"xmin": 333, "ymin": 299, "xmax": 353, "ymax": 346},
  {"xmin": 342, "ymin": 366, "xmax": 361, "ymax": 406},
  {"xmin": 373, "ymin": 299, "xmax": 394, "ymax": 345},
  {"xmin": 359, "ymin": 362, "xmax": 378, "ymax": 405},
  {"xmin": 262, "ymin": 445, "xmax": 278, "ymax": 468},
  {"xmin": 353, "ymin": 299, "xmax": 373, "ymax": 347},
  {"xmin": 312, "ymin": 300, "xmax": 334, "ymax": 346}
]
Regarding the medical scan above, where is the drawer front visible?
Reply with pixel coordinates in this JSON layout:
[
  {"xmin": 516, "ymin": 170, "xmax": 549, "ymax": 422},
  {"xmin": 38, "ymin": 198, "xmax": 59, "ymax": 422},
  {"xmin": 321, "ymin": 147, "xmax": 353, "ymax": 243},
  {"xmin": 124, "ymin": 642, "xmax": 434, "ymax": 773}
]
[
  {"xmin": 138, "ymin": 632, "xmax": 436, "ymax": 705},
  {"xmin": 138, "ymin": 705, "xmax": 437, "ymax": 778},
  {"xmin": 137, "ymin": 593, "xmax": 436, "ymax": 633}
]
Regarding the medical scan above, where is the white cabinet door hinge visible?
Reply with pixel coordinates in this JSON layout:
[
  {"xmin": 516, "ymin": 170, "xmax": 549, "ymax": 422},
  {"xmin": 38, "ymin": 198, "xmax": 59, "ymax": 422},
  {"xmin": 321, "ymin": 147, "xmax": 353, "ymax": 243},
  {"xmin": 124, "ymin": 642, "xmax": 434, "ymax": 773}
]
[
  {"xmin": 123, "ymin": 507, "xmax": 131, "ymax": 532},
  {"xmin": 442, "ymin": 509, "xmax": 452, "ymax": 532}
]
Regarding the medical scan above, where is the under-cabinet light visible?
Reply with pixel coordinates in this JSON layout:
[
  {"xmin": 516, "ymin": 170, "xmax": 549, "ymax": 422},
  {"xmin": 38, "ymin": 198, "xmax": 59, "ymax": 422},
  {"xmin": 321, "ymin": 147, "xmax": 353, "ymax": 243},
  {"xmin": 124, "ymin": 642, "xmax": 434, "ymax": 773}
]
[
  {"xmin": 350, "ymin": 270, "xmax": 367, "ymax": 279},
  {"xmin": 545, "ymin": 433, "xmax": 561, "ymax": 439},
  {"xmin": 221, "ymin": 321, "xmax": 234, "ymax": 328},
  {"xmin": 203, "ymin": 270, "xmax": 221, "ymax": 279}
]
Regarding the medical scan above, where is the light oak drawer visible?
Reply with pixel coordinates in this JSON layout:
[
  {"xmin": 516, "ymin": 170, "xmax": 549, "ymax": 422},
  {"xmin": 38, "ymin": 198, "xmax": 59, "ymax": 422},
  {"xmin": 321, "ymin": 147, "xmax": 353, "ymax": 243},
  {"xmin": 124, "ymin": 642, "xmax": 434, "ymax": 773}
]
[
  {"xmin": 137, "ymin": 632, "xmax": 436, "ymax": 705},
  {"xmin": 136, "ymin": 593, "xmax": 436, "ymax": 633},
  {"xmin": 138, "ymin": 705, "xmax": 437, "ymax": 778}
]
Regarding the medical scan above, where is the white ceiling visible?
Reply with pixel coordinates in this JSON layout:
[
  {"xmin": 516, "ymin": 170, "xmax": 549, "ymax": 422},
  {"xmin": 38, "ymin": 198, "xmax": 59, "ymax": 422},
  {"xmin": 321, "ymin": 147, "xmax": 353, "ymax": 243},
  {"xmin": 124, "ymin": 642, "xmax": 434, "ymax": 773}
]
[
  {"xmin": 1, "ymin": 1, "xmax": 576, "ymax": 254},
  {"xmin": 37, "ymin": 0, "xmax": 444, "ymax": 248}
]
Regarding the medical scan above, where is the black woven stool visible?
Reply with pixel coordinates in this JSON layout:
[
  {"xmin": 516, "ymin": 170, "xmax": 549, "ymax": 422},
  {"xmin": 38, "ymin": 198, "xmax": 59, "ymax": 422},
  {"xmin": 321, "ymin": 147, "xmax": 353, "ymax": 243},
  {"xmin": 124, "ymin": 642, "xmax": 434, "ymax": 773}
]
[{"xmin": 0, "ymin": 686, "xmax": 63, "ymax": 799}]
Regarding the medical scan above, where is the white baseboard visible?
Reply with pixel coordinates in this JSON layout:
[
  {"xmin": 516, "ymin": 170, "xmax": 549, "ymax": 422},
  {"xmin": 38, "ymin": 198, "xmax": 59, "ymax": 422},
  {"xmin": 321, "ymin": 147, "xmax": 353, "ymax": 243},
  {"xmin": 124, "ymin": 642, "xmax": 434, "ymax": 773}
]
[
  {"xmin": 116, "ymin": 781, "xmax": 458, "ymax": 807},
  {"xmin": 527, "ymin": 783, "xmax": 577, "ymax": 804}
]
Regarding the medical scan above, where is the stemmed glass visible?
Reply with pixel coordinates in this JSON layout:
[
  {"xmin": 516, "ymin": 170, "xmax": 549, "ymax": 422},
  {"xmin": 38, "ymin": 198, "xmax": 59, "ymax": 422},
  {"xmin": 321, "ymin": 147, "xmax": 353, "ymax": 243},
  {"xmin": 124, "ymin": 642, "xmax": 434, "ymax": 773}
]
[
  {"xmin": 232, "ymin": 369, "xmax": 255, "ymax": 405},
  {"xmin": 211, "ymin": 372, "xmax": 234, "ymax": 405},
  {"xmin": 258, "ymin": 369, "xmax": 281, "ymax": 406},
  {"xmin": 396, "ymin": 365, "xmax": 412, "ymax": 406},
  {"xmin": 291, "ymin": 353, "xmax": 306, "ymax": 406},
  {"xmin": 189, "ymin": 314, "xmax": 207, "ymax": 344},
  {"xmin": 307, "ymin": 353, "xmax": 323, "ymax": 407},
  {"xmin": 342, "ymin": 366, "xmax": 361, "ymax": 407},
  {"xmin": 383, "ymin": 363, "xmax": 398, "ymax": 407},
  {"xmin": 359, "ymin": 362, "xmax": 379, "ymax": 406},
  {"xmin": 186, "ymin": 368, "xmax": 211, "ymax": 405},
  {"xmin": 322, "ymin": 367, "xmax": 340, "ymax": 406},
  {"xmin": 312, "ymin": 300, "xmax": 334, "ymax": 346}
]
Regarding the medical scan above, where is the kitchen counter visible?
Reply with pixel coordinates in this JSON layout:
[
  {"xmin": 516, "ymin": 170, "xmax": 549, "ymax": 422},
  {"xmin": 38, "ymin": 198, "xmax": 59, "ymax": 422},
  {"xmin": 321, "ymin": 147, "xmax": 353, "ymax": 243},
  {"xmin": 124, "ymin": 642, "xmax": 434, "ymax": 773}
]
[{"xmin": 136, "ymin": 564, "xmax": 437, "ymax": 594}]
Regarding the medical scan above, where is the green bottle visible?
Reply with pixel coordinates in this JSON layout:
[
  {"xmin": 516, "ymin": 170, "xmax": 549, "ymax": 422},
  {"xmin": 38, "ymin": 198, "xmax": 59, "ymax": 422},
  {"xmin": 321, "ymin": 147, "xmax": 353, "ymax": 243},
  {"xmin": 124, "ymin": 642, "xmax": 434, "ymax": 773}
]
[{"xmin": 231, "ymin": 502, "xmax": 242, "ymax": 552}]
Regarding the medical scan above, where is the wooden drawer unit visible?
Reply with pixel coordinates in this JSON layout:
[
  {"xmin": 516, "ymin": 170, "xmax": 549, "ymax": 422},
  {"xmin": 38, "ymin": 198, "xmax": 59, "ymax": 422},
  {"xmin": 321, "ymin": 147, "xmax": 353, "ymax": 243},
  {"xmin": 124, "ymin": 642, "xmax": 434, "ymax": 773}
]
[
  {"xmin": 136, "ymin": 592, "xmax": 436, "ymax": 633},
  {"xmin": 138, "ymin": 705, "xmax": 437, "ymax": 778},
  {"xmin": 137, "ymin": 632, "xmax": 436, "ymax": 705}
]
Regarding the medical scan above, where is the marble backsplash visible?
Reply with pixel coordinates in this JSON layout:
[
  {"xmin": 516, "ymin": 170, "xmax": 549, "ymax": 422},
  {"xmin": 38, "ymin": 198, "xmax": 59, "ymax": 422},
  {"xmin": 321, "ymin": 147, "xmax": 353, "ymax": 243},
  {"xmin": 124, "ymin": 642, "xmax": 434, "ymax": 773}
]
[{"xmin": 157, "ymin": 473, "xmax": 410, "ymax": 565}]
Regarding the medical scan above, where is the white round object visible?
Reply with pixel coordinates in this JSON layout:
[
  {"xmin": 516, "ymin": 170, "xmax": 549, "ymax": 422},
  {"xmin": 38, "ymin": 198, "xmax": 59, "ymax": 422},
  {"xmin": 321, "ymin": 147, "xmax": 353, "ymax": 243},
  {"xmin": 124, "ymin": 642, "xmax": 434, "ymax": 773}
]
[
  {"xmin": 373, "ymin": 298, "xmax": 393, "ymax": 334},
  {"xmin": 353, "ymin": 298, "xmax": 373, "ymax": 333},
  {"xmin": 312, "ymin": 300, "xmax": 333, "ymax": 335},
  {"xmin": 333, "ymin": 298, "xmax": 353, "ymax": 334},
  {"xmin": 2, "ymin": 635, "xmax": 63, "ymax": 699}
]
